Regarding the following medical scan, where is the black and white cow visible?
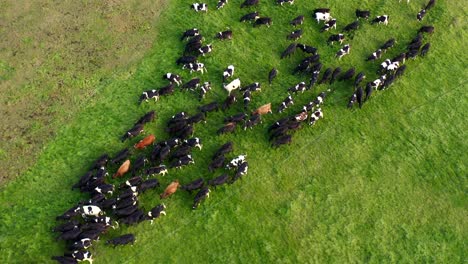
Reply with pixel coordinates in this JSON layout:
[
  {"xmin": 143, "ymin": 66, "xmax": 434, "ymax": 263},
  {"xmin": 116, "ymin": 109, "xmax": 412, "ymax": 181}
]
[
  {"xmin": 170, "ymin": 155, "xmax": 194, "ymax": 169},
  {"xmin": 226, "ymin": 155, "xmax": 247, "ymax": 169},
  {"xmin": 240, "ymin": 12, "xmax": 260, "ymax": 22},
  {"xmin": 224, "ymin": 78, "xmax": 241, "ymax": 95},
  {"xmin": 146, "ymin": 165, "xmax": 168, "ymax": 177},
  {"xmin": 216, "ymin": 30, "xmax": 232, "ymax": 40},
  {"xmin": 199, "ymin": 81, "xmax": 211, "ymax": 100},
  {"xmin": 288, "ymin": 82, "xmax": 307, "ymax": 93},
  {"xmin": 243, "ymin": 90, "xmax": 251, "ymax": 110},
  {"xmin": 181, "ymin": 28, "xmax": 200, "ymax": 40},
  {"xmin": 192, "ymin": 186, "xmax": 210, "ymax": 209},
  {"xmin": 198, "ymin": 44, "xmax": 213, "ymax": 56},
  {"xmin": 182, "ymin": 78, "xmax": 201, "ymax": 90},
  {"xmin": 336, "ymin": 44, "xmax": 351, "ymax": 59},
  {"xmin": 241, "ymin": 82, "xmax": 261, "ymax": 92},
  {"xmin": 309, "ymin": 70, "xmax": 320, "ymax": 89},
  {"xmin": 354, "ymin": 72, "xmax": 366, "ymax": 87},
  {"xmin": 254, "ymin": 17, "xmax": 272, "ymax": 27},
  {"xmin": 232, "ymin": 161, "xmax": 248, "ymax": 183},
  {"xmin": 356, "ymin": 9, "xmax": 370, "ymax": 19},
  {"xmin": 217, "ymin": 0, "xmax": 228, "ymax": 9},
  {"xmin": 223, "ymin": 65, "xmax": 235, "ymax": 82},
  {"xmin": 291, "ymin": 15, "xmax": 304, "ymax": 26},
  {"xmin": 314, "ymin": 8, "xmax": 331, "ymax": 23},
  {"xmin": 107, "ymin": 234, "xmax": 135, "ymax": 247},
  {"xmin": 297, "ymin": 44, "xmax": 317, "ymax": 54},
  {"xmin": 370, "ymin": 75, "xmax": 387, "ymax": 89},
  {"xmin": 244, "ymin": 114, "xmax": 261, "ymax": 130},
  {"xmin": 321, "ymin": 18, "xmax": 337, "ymax": 32},
  {"xmin": 139, "ymin": 89, "xmax": 159, "ymax": 103},
  {"xmin": 222, "ymin": 94, "xmax": 237, "ymax": 110},
  {"xmin": 277, "ymin": 0, "xmax": 294, "ymax": 5},
  {"xmin": 367, "ymin": 49, "xmax": 382, "ymax": 61},
  {"xmin": 278, "ymin": 94, "xmax": 294, "ymax": 113},
  {"xmin": 372, "ymin": 15, "xmax": 389, "ymax": 25},
  {"xmin": 381, "ymin": 38, "xmax": 396, "ymax": 51},
  {"xmin": 191, "ymin": 3, "xmax": 208, "ymax": 12},
  {"xmin": 309, "ymin": 108, "xmax": 323, "ymax": 125},
  {"xmin": 69, "ymin": 238, "xmax": 92, "ymax": 251},
  {"xmin": 146, "ymin": 204, "xmax": 166, "ymax": 224},
  {"xmin": 327, "ymin": 34, "xmax": 345, "ymax": 45},
  {"xmin": 380, "ymin": 59, "xmax": 392, "ymax": 71},
  {"xmin": 417, "ymin": 9, "xmax": 427, "ymax": 21},
  {"xmin": 287, "ymin": 29, "xmax": 303, "ymax": 40},
  {"xmin": 347, "ymin": 92, "xmax": 357, "ymax": 109},
  {"xmin": 183, "ymin": 63, "xmax": 207, "ymax": 74},
  {"xmin": 71, "ymin": 251, "xmax": 93, "ymax": 263},
  {"xmin": 163, "ymin": 73, "xmax": 182, "ymax": 86},
  {"xmin": 386, "ymin": 61, "xmax": 399, "ymax": 71}
]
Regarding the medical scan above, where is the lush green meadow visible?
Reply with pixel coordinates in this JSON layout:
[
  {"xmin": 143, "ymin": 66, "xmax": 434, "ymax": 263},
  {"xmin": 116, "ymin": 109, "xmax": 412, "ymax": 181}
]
[{"xmin": 0, "ymin": 0, "xmax": 466, "ymax": 263}]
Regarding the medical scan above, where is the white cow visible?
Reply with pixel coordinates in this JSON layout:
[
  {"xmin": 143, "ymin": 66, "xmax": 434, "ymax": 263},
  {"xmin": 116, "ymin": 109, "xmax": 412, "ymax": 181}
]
[{"xmin": 224, "ymin": 78, "xmax": 241, "ymax": 95}]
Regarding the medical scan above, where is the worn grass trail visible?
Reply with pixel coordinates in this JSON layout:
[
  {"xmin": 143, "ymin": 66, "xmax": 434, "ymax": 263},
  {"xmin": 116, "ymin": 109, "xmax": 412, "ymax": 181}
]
[{"xmin": 1, "ymin": 0, "xmax": 467, "ymax": 263}]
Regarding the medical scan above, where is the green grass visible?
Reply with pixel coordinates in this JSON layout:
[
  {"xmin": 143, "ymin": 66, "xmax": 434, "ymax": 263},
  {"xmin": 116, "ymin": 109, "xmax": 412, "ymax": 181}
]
[{"xmin": 1, "ymin": 0, "xmax": 467, "ymax": 263}]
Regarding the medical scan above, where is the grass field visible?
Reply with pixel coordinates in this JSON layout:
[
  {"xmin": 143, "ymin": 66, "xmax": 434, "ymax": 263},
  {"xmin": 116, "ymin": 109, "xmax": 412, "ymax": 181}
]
[{"xmin": 0, "ymin": 0, "xmax": 467, "ymax": 263}]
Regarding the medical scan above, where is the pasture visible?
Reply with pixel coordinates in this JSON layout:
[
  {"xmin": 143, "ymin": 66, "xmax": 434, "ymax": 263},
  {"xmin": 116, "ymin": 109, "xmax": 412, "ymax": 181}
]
[{"xmin": 0, "ymin": 0, "xmax": 466, "ymax": 263}]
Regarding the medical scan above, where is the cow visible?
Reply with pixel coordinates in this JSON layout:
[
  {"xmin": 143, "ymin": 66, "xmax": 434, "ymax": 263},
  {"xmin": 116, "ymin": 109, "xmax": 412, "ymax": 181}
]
[
  {"xmin": 226, "ymin": 155, "xmax": 247, "ymax": 169},
  {"xmin": 146, "ymin": 204, "xmax": 166, "ymax": 224},
  {"xmin": 198, "ymin": 44, "xmax": 213, "ymax": 56},
  {"xmin": 309, "ymin": 70, "xmax": 320, "ymax": 89},
  {"xmin": 113, "ymin": 160, "xmax": 130, "ymax": 179},
  {"xmin": 69, "ymin": 238, "xmax": 92, "ymax": 251},
  {"xmin": 170, "ymin": 155, "xmax": 194, "ymax": 169},
  {"xmin": 208, "ymin": 174, "xmax": 230, "ymax": 187},
  {"xmin": 225, "ymin": 113, "xmax": 248, "ymax": 124},
  {"xmin": 281, "ymin": 43, "xmax": 297, "ymax": 59},
  {"xmin": 138, "ymin": 89, "xmax": 159, "ymax": 104},
  {"xmin": 386, "ymin": 61, "xmax": 399, "ymax": 71},
  {"xmin": 183, "ymin": 63, "xmax": 207, "ymax": 74},
  {"xmin": 80, "ymin": 205, "xmax": 103, "ymax": 218},
  {"xmin": 216, "ymin": 30, "xmax": 232, "ymax": 40},
  {"xmin": 327, "ymin": 34, "xmax": 344, "ymax": 45},
  {"xmin": 380, "ymin": 59, "xmax": 392, "ymax": 71},
  {"xmin": 240, "ymin": 12, "xmax": 260, "ymax": 22},
  {"xmin": 356, "ymin": 87, "xmax": 364, "ymax": 108},
  {"xmin": 294, "ymin": 111, "xmax": 308, "ymax": 122},
  {"xmin": 372, "ymin": 15, "xmax": 389, "ymax": 25},
  {"xmin": 107, "ymin": 234, "xmax": 135, "ymax": 247},
  {"xmin": 272, "ymin": 134, "xmax": 292, "ymax": 147},
  {"xmin": 314, "ymin": 8, "xmax": 331, "ymax": 23},
  {"xmin": 117, "ymin": 188, "xmax": 138, "ymax": 200},
  {"xmin": 287, "ymin": 30, "xmax": 302, "ymax": 41},
  {"xmin": 392, "ymin": 53, "xmax": 406, "ymax": 64},
  {"xmin": 419, "ymin": 25, "xmax": 434, "ymax": 33},
  {"xmin": 223, "ymin": 65, "xmax": 235, "ymax": 82},
  {"xmin": 131, "ymin": 156, "xmax": 148, "ymax": 176},
  {"xmin": 336, "ymin": 44, "xmax": 351, "ymax": 59},
  {"xmin": 241, "ymin": 82, "xmax": 261, "ymax": 92},
  {"xmin": 269, "ymin": 68, "xmax": 278, "ymax": 85},
  {"xmin": 406, "ymin": 49, "xmax": 419, "ymax": 59},
  {"xmin": 253, "ymin": 103, "xmax": 272, "ymax": 115},
  {"xmin": 370, "ymin": 75, "xmax": 386, "ymax": 89},
  {"xmin": 146, "ymin": 165, "xmax": 168, "ymax": 177},
  {"xmin": 187, "ymin": 113, "xmax": 206, "ymax": 125},
  {"xmin": 119, "ymin": 209, "xmax": 145, "ymax": 225},
  {"xmin": 121, "ymin": 123, "xmax": 144, "ymax": 142},
  {"xmin": 217, "ymin": 122, "xmax": 236, "ymax": 135},
  {"xmin": 232, "ymin": 161, "xmax": 248, "ymax": 183},
  {"xmin": 72, "ymin": 171, "xmax": 94, "ymax": 190},
  {"xmin": 356, "ymin": 9, "xmax": 370, "ymax": 19},
  {"xmin": 209, "ymin": 155, "xmax": 226, "ymax": 172},
  {"xmin": 381, "ymin": 38, "xmax": 395, "ymax": 51},
  {"xmin": 181, "ymin": 178, "xmax": 205, "ymax": 193},
  {"xmin": 170, "ymin": 145, "xmax": 192, "ymax": 160},
  {"xmin": 407, "ymin": 40, "xmax": 422, "ymax": 51},
  {"xmin": 182, "ymin": 78, "xmax": 201, "ymax": 91},
  {"xmin": 217, "ymin": 0, "xmax": 228, "ymax": 9},
  {"xmin": 51, "ymin": 256, "xmax": 78, "ymax": 264},
  {"xmin": 139, "ymin": 179, "xmax": 160, "ymax": 193},
  {"xmin": 134, "ymin": 134, "xmax": 155, "ymax": 150},
  {"xmin": 421, "ymin": 43, "xmax": 430, "ymax": 56},
  {"xmin": 254, "ymin": 17, "xmax": 272, "ymax": 27},
  {"xmin": 183, "ymin": 137, "xmax": 203, "ymax": 150},
  {"xmin": 181, "ymin": 28, "xmax": 200, "ymax": 40},
  {"xmin": 354, "ymin": 72, "xmax": 366, "ymax": 87},
  {"xmin": 244, "ymin": 114, "xmax": 261, "ymax": 130},
  {"xmin": 297, "ymin": 44, "xmax": 317, "ymax": 54},
  {"xmin": 192, "ymin": 186, "xmax": 210, "ymax": 209},
  {"xmin": 158, "ymin": 83, "xmax": 175, "ymax": 96},
  {"xmin": 176, "ymin": 55, "xmax": 197, "ymax": 65},
  {"xmin": 243, "ymin": 90, "xmax": 251, "ymax": 110},
  {"xmin": 71, "ymin": 251, "xmax": 93, "ymax": 264},
  {"xmin": 278, "ymin": 0, "xmax": 294, "ymax": 5},
  {"xmin": 347, "ymin": 92, "xmax": 357, "ymax": 109},
  {"xmin": 160, "ymin": 180, "xmax": 180, "ymax": 199},
  {"xmin": 309, "ymin": 108, "xmax": 323, "ymax": 125},
  {"xmin": 135, "ymin": 111, "xmax": 156, "ymax": 127},
  {"xmin": 417, "ymin": 9, "xmax": 427, "ymax": 21},
  {"xmin": 343, "ymin": 21, "xmax": 359, "ymax": 32},
  {"xmin": 222, "ymin": 94, "xmax": 237, "ymax": 110},
  {"xmin": 330, "ymin": 67, "xmax": 341, "ymax": 84},
  {"xmin": 213, "ymin": 142, "xmax": 234, "ymax": 158},
  {"xmin": 199, "ymin": 101, "xmax": 219, "ymax": 114},
  {"xmin": 241, "ymin": 0, "xmax": 258, "ymax": 8},
  {"xmin": 163, "ymin": 73, "xmax": 182, "ymax": 86},
  {"xmin": 93, "ymin": 184, "xmax": 114, "ymax": 196},
  {"xmin": 425, "ymin": 0, "xmax": 436, "ymax": 10},
  {"xmin": 367, "ymin": 49, "xmax": 382, "ymax": 61},
  {"xmin": 365, "ymin": 83, "xmax": 373, "ymax": 101},
  {"xmin": 291, "ymin": 15, "xmax": 304, "ymax": 26},
  {"xmin": 278, "ymin": 95, "xmax": 294, "ymax": 113},
  {"xmin": 340, "ymin": 67, "xmax": 355, "ymax": 81},
  {"xmin": 191, "ymin": 3, "xmax": 208, "ymax": 12},
  {"xmin": 318, "ymin": 68, "xmax": 332, "ymax": 84},
  {"xmin": 53, "ymin": 220, "xmax": 80, "ymax": 233},
  {"xmin": 381, "ymin": 74, "xmax": 395, "ymax": 90},
  {"xmin": 288, "ymin": 82, "xmax": 307, "ymax": 93},
  {"xmin": 224, "ymin": 78, "xmax": 241, "ymax": 95},
  {"xmin": 321, "ymin": 18, "xmax": 337, "ymax": 32},
  {"xmin": 199, "ymin": 82, "xmax": 211, "ymax": 100}
]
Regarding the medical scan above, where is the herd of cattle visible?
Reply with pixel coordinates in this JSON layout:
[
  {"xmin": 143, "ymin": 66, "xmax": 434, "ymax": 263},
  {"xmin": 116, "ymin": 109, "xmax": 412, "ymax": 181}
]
[{"xmin": 52, "ymin": 0, "xmax": 436, "ymax": 263}]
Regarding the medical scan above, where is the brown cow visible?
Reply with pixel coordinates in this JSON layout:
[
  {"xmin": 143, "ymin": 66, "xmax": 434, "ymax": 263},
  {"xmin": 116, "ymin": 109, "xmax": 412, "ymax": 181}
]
[
  {"xmin": 253, "ymin": 103, "xmax": 272, "ymax": 115},
  {"xmin": 113, "ymin": 160, "xmax": 130, "ymax": 179},
  {"xmin": 160, "ymin": 180, "xmax": 180, "ymax": 199},
  {"xmin": 134, "ymin": 134, "xmax": 156, "ymax": 149}
]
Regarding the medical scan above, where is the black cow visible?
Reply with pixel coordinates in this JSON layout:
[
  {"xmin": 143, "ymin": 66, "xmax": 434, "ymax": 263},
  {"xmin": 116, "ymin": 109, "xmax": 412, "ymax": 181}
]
[
  {"xmin": 356, "ymin": 9, "xmax": 370, "ymax": 19},
  {"xmin": 381, "ymin": 74, "xmax": 395, "ymax": 90},
  {"xmin": 139, "ymin": 179, "xmax": 160, "ymax": 193},
  {"xmin": 425, "ymin": 0, "xmax": 435, "ymax": 10},
  {"xmin": 309, "ymin": 70, "xmax": 320, "ymax": 89},
  {"xmin": 208, "ymin": 174, "xmax": 230, "ymax": 187},
  {"xmin": 330, "ymin": 67, "xmax": 342, "ymax": 84},
  {"xmin": 297, "ymin": 44, "xmax": 317, "ymax": 54},
  {"xmin": 395, "ymin": 65, "xmax": 406, "ymax": 79},
  {"xmin": 319, "ymin": 68, "xmax": 332, "ymax": 84},
  {"xmin": 213, "ymin": 142, "xmax": 233, "ymax": 158},
  {"xmin": 110, "ymin": 148, "xmax": 130, "ymax": 165},
  {"xmin": 420, "ymin": 43, "xmax": 430, "ymax": 56},
  {"xmin": 131, "ymin": 156, "xmax": 148, "ymax": 176},
  {"xmin": 225, "ymin": 113, "xmax": 248, "ymax": 124},
  {"xmin": 107, "ymin": 234, "xmax": 135, "ymax": 247},
  {"xmin": 192, "ymin": 186, "xmax": 210, "ymax": 209},
  {"xmin": 417, "ymin": 9, "xmax": 427, "ymax": 21},
  {"xmin": 209, "ymin": 155, "xmax": 225, "ymax": 172},
  {"xmin": 254, "ymin": 17, "xmax": 272, "ymax": 27},
  {"xmin": 121, "ymin": 123, "xmax": 144, "ymax": 142},
  {"xmin": 182, "ymin": 78, "xmax": 201, "ymax": 90},
  {"xmin": 365, "ymin": 83, "xmax": 373, "ymax": 101},
  {"xmin": 181, "ymin": 28, "xmax": 200, "ymax": 40},
  {"xmin": 198, "ymin": 101, "xmax": 219, "ymax": 114},
  {"xmin": 240, "ymin": 12, "xmax": 260, "ymax": 22},
  {"xmin": 217, "ymin": 122, "xmax": 236, "ymax": 135},
  {"xmin": 216, "ymin": 30, "xmax": 232, "ymax": 40},
  {"xmin": 354, "ymin": 72, "xmax": 366, "ymax": 87},
  {"xmin": 90, "ymin": 154, "xmax": 109, "ymax": 170},
  {"xmin": 158, "ymin": 83, "xmax": 175, "ymax": 96},
  {"xmin": 135, "ymin": 111, "xmax": 156, "ymax": 126},
  {"xmin": 340, "ymin": 68, "xmax": 355, "ymax": 81},
  {"xmin": 272, "ymin": 134, "xmax": 292, "ymax": 147},
  {"xmin": 56, "ymin": 226, "xmax": 81, "ymax": 241},
  {"xmin": 181, "ymin": 178, "xmax": 205, "ymax": 192},
  {"xmin": 291, "ymin": 15, "xmax": 304, "ymax": 26},
  {"xmin": 241, "ymin": 0, "xmax": 258, "ymax": 8},
  {"xmin": 343, "ymin": 21, "xmax": 359, "ymax": 32},
  {"xmin": 356, "ymin": 87, "xmax": 363, "ymax": 108},
  {"xmin": 287, "ymin": 29, "xmax": 303, "ymax": 40},
  {"xmin": 269, "ymin": 68, "xmax": 278, "ymax": 84},
  {"xmin": 392, "ymin": 53, "xmax": 406, "ymax": 64},
  {"xmin": 281, "ymin": 43, "xmax": 296, "ymax": 59},
  {"xmin": 170, "ymin": 145, "xmax": 192, "ymax": 160},
  {"xmin": 187, "ymin": 113, "xmax": 206, "ymax": 124},
  {"xmin": 381, "ymin": 38, "xmax": 395, "ymax": 51},
  {"xmin": 419, "ymin": 25, "xmax": 434, "ymax": 33},
  {"xmin": 72, "ymin": 171, "xmax": 93, "ymax": 190},
  {"xmin": 115, "ymin": 204, "xmax": 139, "ymax": 217},
  {"xmin": 176, "ymin": 55, "xmax": 197, "ymax": 65},
  {"xmin": 53, "ymin": 220, "xmax": 80, "ymax": 233},
  {"xmin": 243, "ymin": 90, "xmax": 251, "ymax": 109},
  {"xmin": 222, "ymin": 94, "xmax": 237, "ymax": 110},
  {"xmin": 244, "ymin": 113, "xmax": 261, "ymax": 130},
  {"xmin": 327, "ymin": 34, "xmax": 344, "ymax": 45},
  {"xmin": 120, "ymin": 209, "xmax": 145, "ymax": 225},
  {"xmin": 406, "ymin": 49, "xmax": 419, "ymax": 59}
]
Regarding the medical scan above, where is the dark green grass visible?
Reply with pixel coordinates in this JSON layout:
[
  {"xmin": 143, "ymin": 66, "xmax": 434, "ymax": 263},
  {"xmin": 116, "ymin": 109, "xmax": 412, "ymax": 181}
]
[{"xmin": 0, "ymin": 0, "xmax": 467, "ymax": 263}]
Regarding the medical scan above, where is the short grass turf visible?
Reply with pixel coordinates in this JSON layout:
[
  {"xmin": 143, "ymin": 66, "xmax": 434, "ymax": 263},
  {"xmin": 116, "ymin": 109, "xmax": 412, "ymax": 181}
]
[{"xmin": 1, "ymin": 0, "xmax": 467, "ymax": 263}]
